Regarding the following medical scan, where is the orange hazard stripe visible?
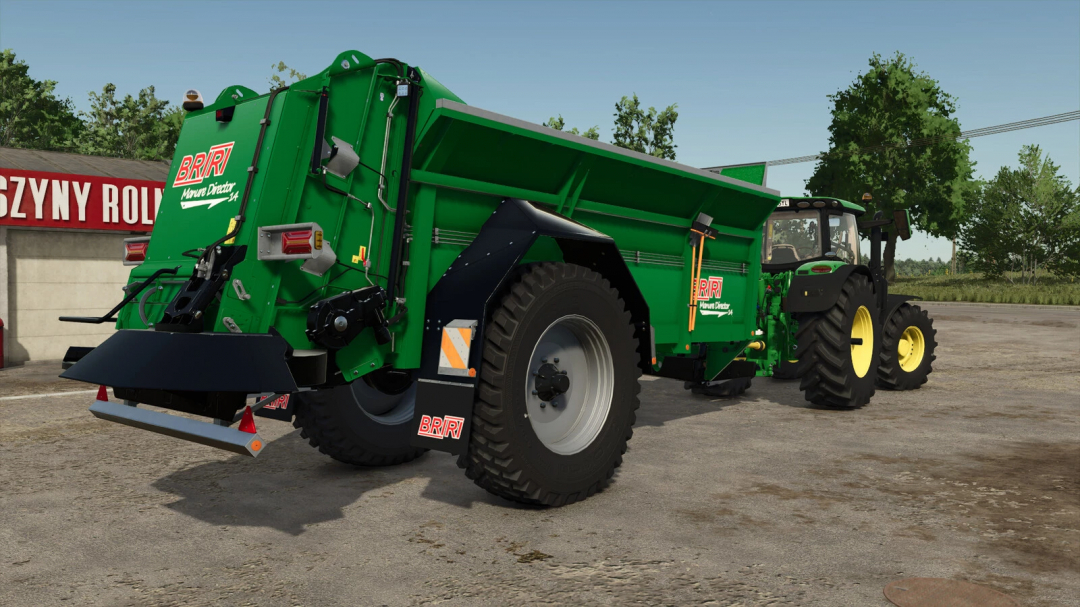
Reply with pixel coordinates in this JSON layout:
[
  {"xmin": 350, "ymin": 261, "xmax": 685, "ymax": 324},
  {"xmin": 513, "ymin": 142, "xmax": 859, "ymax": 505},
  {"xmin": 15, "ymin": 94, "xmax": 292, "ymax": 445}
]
[{"xmin": 441, "ymin": 329, "xmax": 467, "ymax": 369}]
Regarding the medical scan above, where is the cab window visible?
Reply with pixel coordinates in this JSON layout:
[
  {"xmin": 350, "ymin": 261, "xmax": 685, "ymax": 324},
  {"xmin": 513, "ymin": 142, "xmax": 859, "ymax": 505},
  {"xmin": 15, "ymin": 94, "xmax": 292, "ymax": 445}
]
[
  {"xmin": 762, "ymin": 211, "xmax": 821, "ymax": 265},
  {"xmin": 828, "ymin": 213, "xmax": 860, "ymax": 263}
]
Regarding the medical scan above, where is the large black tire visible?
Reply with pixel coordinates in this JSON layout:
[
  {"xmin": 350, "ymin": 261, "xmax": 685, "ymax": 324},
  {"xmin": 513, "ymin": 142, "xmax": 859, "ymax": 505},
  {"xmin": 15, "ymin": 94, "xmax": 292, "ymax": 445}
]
[
  {"xmin": 877, "ymin": 303, "xmax": 937, "ymax": 390},
  {"xmin": 795, "ymin": 273, "xmax": 880, "ymax": 409},
  {"xmin": 293, "ymin": 369, "xmax": 427, "ymax": 466},
  {"xmin": 465, "ymin": 262, "xmax": 641, "ymax": 507}
]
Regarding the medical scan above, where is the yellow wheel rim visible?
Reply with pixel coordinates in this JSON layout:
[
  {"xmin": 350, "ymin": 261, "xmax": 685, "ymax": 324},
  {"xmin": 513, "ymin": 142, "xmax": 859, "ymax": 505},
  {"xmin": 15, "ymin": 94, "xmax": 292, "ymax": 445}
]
[
  {"xmin": 851, "ymin": 305, "xmax": 873, "ymax": 378},
  {"xmin": 898, "ymin": 325, "xmax": 925, "ymax": 372}
]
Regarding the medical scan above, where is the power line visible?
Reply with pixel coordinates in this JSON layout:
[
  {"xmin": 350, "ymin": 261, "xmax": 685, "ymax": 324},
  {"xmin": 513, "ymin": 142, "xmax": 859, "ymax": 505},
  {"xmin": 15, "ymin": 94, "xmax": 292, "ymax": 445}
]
[{"xmin": 763, "ymin": 110, "xmax": 1080, "ymax": 167}]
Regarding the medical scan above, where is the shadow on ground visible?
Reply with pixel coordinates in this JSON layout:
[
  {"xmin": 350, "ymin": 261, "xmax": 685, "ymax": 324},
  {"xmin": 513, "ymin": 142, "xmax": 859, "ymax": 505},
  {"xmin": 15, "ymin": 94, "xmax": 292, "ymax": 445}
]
[
  {"xmin": 151, "ymin": 375, "xmax": 848, "ymax": 534},
  {"xmin": 151, "ymin": 429, "xmax": 519, "ymax": 534}
]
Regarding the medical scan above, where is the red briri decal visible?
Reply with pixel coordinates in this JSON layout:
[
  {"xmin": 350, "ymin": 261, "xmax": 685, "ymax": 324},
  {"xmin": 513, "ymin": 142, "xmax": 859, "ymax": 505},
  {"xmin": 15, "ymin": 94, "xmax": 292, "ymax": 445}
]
[
  {"xmin": 263, "ymin": 394, "xmax": 290, "ymax": 410},
  {"xmin": 417, "ymin": 415, "xmax": 465, "ymax": 440},
  {"xmin": 173, "ymin": 142, "xmax": 235, "ymax": 187},
  {"xmin": 697, "ymin": 276, "xmax": 724, "ymax": 301}
]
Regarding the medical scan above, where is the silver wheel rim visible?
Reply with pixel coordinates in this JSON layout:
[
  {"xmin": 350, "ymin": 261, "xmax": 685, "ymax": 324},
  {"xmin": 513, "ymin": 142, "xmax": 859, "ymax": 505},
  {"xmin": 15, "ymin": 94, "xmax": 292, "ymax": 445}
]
[
  {"xmin": 525, "ymin": 314, "xmax": 614, "ymax": 455},
  {"xmin": 348, "ymin": 379, "xmax": 416, "ymax": 426}
]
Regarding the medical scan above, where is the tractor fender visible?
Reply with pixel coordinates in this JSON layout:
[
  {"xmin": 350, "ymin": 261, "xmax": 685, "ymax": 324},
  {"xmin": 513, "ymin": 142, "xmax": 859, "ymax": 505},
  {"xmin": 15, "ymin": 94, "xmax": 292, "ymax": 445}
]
[
  {"xmin": 410, "ymin": 198, "xmax": 650, "ymax": 458},
  {"xmin": 883, "ymin": 293, "xmax": 919, "ymax": 323},
  {"xmin": 783, "ymin": 264, "xmax": 876, "ymax": 314}
]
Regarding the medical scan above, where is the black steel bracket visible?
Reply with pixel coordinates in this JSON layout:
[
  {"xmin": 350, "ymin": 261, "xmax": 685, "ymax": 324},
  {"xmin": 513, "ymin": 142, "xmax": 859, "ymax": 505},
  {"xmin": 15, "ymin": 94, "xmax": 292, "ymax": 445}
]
[{"xmin": 59, "ymin": 266, "xmax": 180, "ymax": 324}]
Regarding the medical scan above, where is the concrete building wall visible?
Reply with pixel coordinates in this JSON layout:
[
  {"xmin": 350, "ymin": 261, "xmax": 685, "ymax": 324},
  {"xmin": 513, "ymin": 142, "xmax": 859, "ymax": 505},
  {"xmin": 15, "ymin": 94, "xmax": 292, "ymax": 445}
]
[{"xmin": 4, "ymin": 229, "xmax": 130, "ymax": 365}]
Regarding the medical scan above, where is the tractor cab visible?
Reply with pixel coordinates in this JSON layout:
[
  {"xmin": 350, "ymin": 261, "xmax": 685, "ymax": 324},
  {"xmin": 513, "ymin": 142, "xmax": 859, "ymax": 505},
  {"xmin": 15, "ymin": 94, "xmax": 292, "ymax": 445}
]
[{"xmin": 761, "ymin": 197, "xmax": 865, "ymax": 272}]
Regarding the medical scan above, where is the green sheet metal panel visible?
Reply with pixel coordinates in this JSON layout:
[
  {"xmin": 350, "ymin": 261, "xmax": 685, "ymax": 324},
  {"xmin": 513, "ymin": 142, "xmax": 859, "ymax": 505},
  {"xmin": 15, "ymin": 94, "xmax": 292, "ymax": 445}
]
[
  {"xmin": 121, "ymin": 49, "xmax": 783, "ymax": 380},
  {"xmin": 703, "ymin": 161, "xmax": 768, "ymax": 188},
  {"xmin": 408, "ymin": 101, "xmax": 781, "ymax": 373}
]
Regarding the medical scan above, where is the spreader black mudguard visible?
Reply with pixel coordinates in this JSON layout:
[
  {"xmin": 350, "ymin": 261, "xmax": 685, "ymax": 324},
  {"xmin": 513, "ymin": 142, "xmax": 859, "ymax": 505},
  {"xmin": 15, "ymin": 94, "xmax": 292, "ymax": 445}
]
[{"xmin": 61, "ymin": 330, "xmax": 301, "ymax": 420}]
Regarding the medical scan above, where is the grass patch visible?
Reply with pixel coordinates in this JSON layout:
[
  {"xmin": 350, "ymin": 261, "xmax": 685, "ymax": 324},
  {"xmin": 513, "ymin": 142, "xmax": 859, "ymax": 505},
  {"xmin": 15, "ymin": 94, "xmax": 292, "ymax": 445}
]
[{"xmin": 892, "ymin": 273, "xmax": 1080, "ymax": 306}]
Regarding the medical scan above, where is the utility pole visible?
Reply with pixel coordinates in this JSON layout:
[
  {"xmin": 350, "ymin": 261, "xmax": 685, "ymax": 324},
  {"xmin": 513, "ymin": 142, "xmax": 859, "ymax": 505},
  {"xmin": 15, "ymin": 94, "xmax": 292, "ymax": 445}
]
[{"xmin": 951, "ymin": 238, "xmax": 957, "ymax": 274}]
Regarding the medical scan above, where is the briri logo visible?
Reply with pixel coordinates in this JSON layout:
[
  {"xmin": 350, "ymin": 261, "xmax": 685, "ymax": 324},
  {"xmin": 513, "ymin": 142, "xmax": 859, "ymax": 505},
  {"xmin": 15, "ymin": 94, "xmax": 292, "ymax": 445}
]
[
  {"xmin": 417, "ymin": 415, "xmax": 465, "ymax": 440},
  {"xmin": 697, "ymin": 276, "xmax": 724, "ymax": 301},
  {"xmin": 173, "ymin": 142, "xmax": 235, "ymax": 187}
]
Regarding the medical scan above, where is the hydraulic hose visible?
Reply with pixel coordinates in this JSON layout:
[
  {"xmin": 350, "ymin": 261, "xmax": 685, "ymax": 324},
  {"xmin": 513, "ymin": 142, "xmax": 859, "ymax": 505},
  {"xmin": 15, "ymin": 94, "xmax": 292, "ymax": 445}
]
[{"xmin": 385, "ymin": 68, "xmax": 421, "ymax": 307}]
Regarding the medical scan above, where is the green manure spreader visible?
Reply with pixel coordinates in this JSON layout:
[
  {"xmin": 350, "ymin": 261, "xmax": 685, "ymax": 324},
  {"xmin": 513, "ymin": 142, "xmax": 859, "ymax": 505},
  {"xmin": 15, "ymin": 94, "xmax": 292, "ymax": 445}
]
[{"xmin": 62, "ymin": 51, "xmax": 935, "ymax": 506}]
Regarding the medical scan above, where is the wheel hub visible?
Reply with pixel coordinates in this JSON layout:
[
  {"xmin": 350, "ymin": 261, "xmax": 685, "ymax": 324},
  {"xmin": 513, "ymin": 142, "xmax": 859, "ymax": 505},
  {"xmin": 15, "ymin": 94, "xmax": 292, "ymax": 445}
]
[
  {"xmin": 897, "ymin": 338, "xmax": 912, "ymax": 358},
  {"xmin": 898, "ymin": 325, "xmax": 926, "ymax": 372},
  {"xmin": 533, "ymin": 362, "xmax": 570, "ymax": 401},
  {"xmin": 525, "ymin": 315, "xmax": 614, "ymax": 455}
]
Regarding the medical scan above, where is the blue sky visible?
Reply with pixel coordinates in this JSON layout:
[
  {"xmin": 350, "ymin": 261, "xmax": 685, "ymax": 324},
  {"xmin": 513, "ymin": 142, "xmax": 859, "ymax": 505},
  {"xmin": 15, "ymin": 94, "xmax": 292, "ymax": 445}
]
[{"xmin": 2, "ymin": 0, "xmax": 1077, "ymax": 260}]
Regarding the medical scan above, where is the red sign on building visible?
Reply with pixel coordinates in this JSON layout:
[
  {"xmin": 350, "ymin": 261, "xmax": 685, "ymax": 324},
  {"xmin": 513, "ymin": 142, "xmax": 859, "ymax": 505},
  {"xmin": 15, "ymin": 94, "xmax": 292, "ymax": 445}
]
[{"xmin": 0, "ymin": 168, "xmax": 164, "ymax": 232}]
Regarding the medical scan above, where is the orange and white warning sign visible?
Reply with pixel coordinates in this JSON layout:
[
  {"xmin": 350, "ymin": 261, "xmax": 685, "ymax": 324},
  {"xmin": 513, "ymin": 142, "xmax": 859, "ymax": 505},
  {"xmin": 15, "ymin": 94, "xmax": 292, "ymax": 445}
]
[{"xmin": 439, "ymin": 319, "xmax": 478, "ymax": 377}]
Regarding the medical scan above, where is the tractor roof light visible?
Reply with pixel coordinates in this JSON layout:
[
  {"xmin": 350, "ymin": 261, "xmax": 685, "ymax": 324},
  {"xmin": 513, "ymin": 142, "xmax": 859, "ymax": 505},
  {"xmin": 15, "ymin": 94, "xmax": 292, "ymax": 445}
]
[
  {"xmin": 796, "ymin": 200, "xmax": 811, "ymax": 209},
  {"xmin": 123, "ymin": 236, "xmax": 151, "ymax": 266},
  {"xmin": 812, "ymin": 200, "xmax": 827, "ymax": 208}
]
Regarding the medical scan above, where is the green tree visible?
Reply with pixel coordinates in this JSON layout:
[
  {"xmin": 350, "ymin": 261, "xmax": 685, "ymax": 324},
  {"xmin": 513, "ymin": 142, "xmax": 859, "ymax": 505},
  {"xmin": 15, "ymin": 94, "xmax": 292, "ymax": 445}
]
[
  {"xmin": 269, "ymin": 61, "xmax": 307, "ymax": 90},
  {"xmin": 612, "ymin": 94, "xmax": 678, "ymax": 160},
  {"xmin": 806, "ymin": 52, "xmax": 974, "ymax": 280},
  {"xmin": 960, "ymin": 145, "xmax": 1080, "ymax": 281},
  {"xmin": 0, "ymin": 49, "xmax": 82, "ymax": 151},
  {"xmin": 543, "ymin": 114, "xmax": 599, "ymax": 140},
  {"xmin": 76, "ymin": 84, "xmax": 182, "ymax": 161}
]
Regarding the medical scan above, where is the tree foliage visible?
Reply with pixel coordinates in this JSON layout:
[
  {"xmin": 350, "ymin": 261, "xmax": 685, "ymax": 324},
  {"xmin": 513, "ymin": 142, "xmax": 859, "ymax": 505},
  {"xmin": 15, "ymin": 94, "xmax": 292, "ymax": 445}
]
[
  {"xmin": 806, "ymin": 52, "xmax": 975, "ymax": 279},
  {"xmin": 543, "ymin": 114, "xmax": 599, "ymax": 140},
  {"xmin": 76, "ymin": 84, "xmax": 183, "ymax": 161},
  {"xmin": 612, "ymin": 94, "xmax": 678, "ymax": 160},
  {"xmin": 269, "ymin": 61, "xmax": 307, "ymax": 90},
  {"xmin": 959, "ymin": 145, "xmax": 1079, "ymax": 282},
  {"xmin": 0, "ymin": 49, "xmax": 82, "ymax": 151}
]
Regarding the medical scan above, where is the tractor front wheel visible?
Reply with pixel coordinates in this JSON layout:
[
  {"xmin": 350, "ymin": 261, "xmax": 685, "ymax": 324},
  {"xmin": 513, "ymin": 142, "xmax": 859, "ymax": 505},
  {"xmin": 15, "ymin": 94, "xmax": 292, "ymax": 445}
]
[
  {"xmin": 795, "ymin": 273, "xmax": 880, "ymax": 409},
  {"xmin": 877, "ymin": 303, "xmax": 937, "ymax": 390},
  {"xmin": 466, "ymin": 262, "xmax": 641, "ymax": 507}
]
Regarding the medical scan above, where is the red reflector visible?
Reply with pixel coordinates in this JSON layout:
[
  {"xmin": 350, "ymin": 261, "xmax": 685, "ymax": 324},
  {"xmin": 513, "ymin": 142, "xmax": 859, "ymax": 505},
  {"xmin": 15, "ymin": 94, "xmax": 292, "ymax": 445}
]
[
  {"xmin": 811, "ymin": 265, "xmax": 832, "ymax": 274},
  {"xmin": 281, "ymin": 230, "xmax": 313, "ymax": 255},
  {"xmin": 124, "ymin": 241, "xmax": 148, "ymax": 263},
  {"xmin": 238, "ymin": 406, "xmax": 257, "ymax": 434},
  {"xmin": 96, "ymin": 385, "xmax": 109, "ymax": 402}
]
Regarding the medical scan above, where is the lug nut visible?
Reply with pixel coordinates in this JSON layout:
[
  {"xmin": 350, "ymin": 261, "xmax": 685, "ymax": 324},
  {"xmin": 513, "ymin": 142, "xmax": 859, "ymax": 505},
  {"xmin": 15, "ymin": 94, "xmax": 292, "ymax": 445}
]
[
  {"xmin": 539, "ymin": 402, "xmax": 546, "ymax": 408},
  {"xmin": 531, "ymin": 390, "xmax": 538, "ymax": 396},
  {"xmin": 553, "ymin": 357, "xmax": 559, "ymax": 363}
]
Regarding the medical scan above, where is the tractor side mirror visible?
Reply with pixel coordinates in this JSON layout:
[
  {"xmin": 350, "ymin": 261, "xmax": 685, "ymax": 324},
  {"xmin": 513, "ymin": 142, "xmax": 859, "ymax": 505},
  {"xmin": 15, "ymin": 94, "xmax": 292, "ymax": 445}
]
[{"xmin": 893, "ymin": 210, "xmax": 912, "ymax": 241}]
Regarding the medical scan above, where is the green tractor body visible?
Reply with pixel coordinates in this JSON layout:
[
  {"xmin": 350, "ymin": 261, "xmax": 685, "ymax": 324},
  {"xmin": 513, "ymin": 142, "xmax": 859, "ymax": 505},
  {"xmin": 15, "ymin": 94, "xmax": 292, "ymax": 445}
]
[
  {"xmin": 712, "ymin": 165, "xmax": 937, "ymax": 404},
  {"xmin": 61, "ymin": 51, "xmax": 934, "ymax": 505}
]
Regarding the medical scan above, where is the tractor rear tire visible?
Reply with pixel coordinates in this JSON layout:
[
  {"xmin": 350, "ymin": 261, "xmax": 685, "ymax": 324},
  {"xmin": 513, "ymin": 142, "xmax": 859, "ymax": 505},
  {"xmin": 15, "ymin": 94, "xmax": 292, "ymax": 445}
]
[
  {"xmin": 465, "ymin": 262, "xmax": 641, "ymax": 507},
  {"xmin": 877, "ymin": 303, "xmax": 937, "ymax": 390},
  {"xmin": 293, "ymin": 370, "xmax": 427, "ymax": 467},
  {"xmin": 795, "ymin": 273, "xmax": 880, "ymax": 409}
]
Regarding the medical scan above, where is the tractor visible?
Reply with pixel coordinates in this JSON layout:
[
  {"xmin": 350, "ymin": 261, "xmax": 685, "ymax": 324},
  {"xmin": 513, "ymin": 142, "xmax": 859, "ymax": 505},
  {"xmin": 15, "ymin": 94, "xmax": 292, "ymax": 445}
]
[{"xmin": 690, "ymin": 181, "xmax": 938, "ymax": 408}]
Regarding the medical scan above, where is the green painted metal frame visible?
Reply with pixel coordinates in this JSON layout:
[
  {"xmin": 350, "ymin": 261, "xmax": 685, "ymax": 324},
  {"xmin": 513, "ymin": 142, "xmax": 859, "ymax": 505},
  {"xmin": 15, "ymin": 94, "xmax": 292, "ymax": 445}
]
[{"xmin": 118, "ymin": 49, "xmax": 784, "ymax": 385}]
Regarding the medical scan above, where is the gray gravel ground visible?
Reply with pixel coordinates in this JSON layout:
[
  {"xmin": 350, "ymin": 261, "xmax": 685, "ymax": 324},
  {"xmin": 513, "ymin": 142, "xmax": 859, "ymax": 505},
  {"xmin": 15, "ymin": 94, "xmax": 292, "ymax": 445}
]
[{"xmin": 1, "ymin": 302, "xmax": 1077, "ymax": 606}]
